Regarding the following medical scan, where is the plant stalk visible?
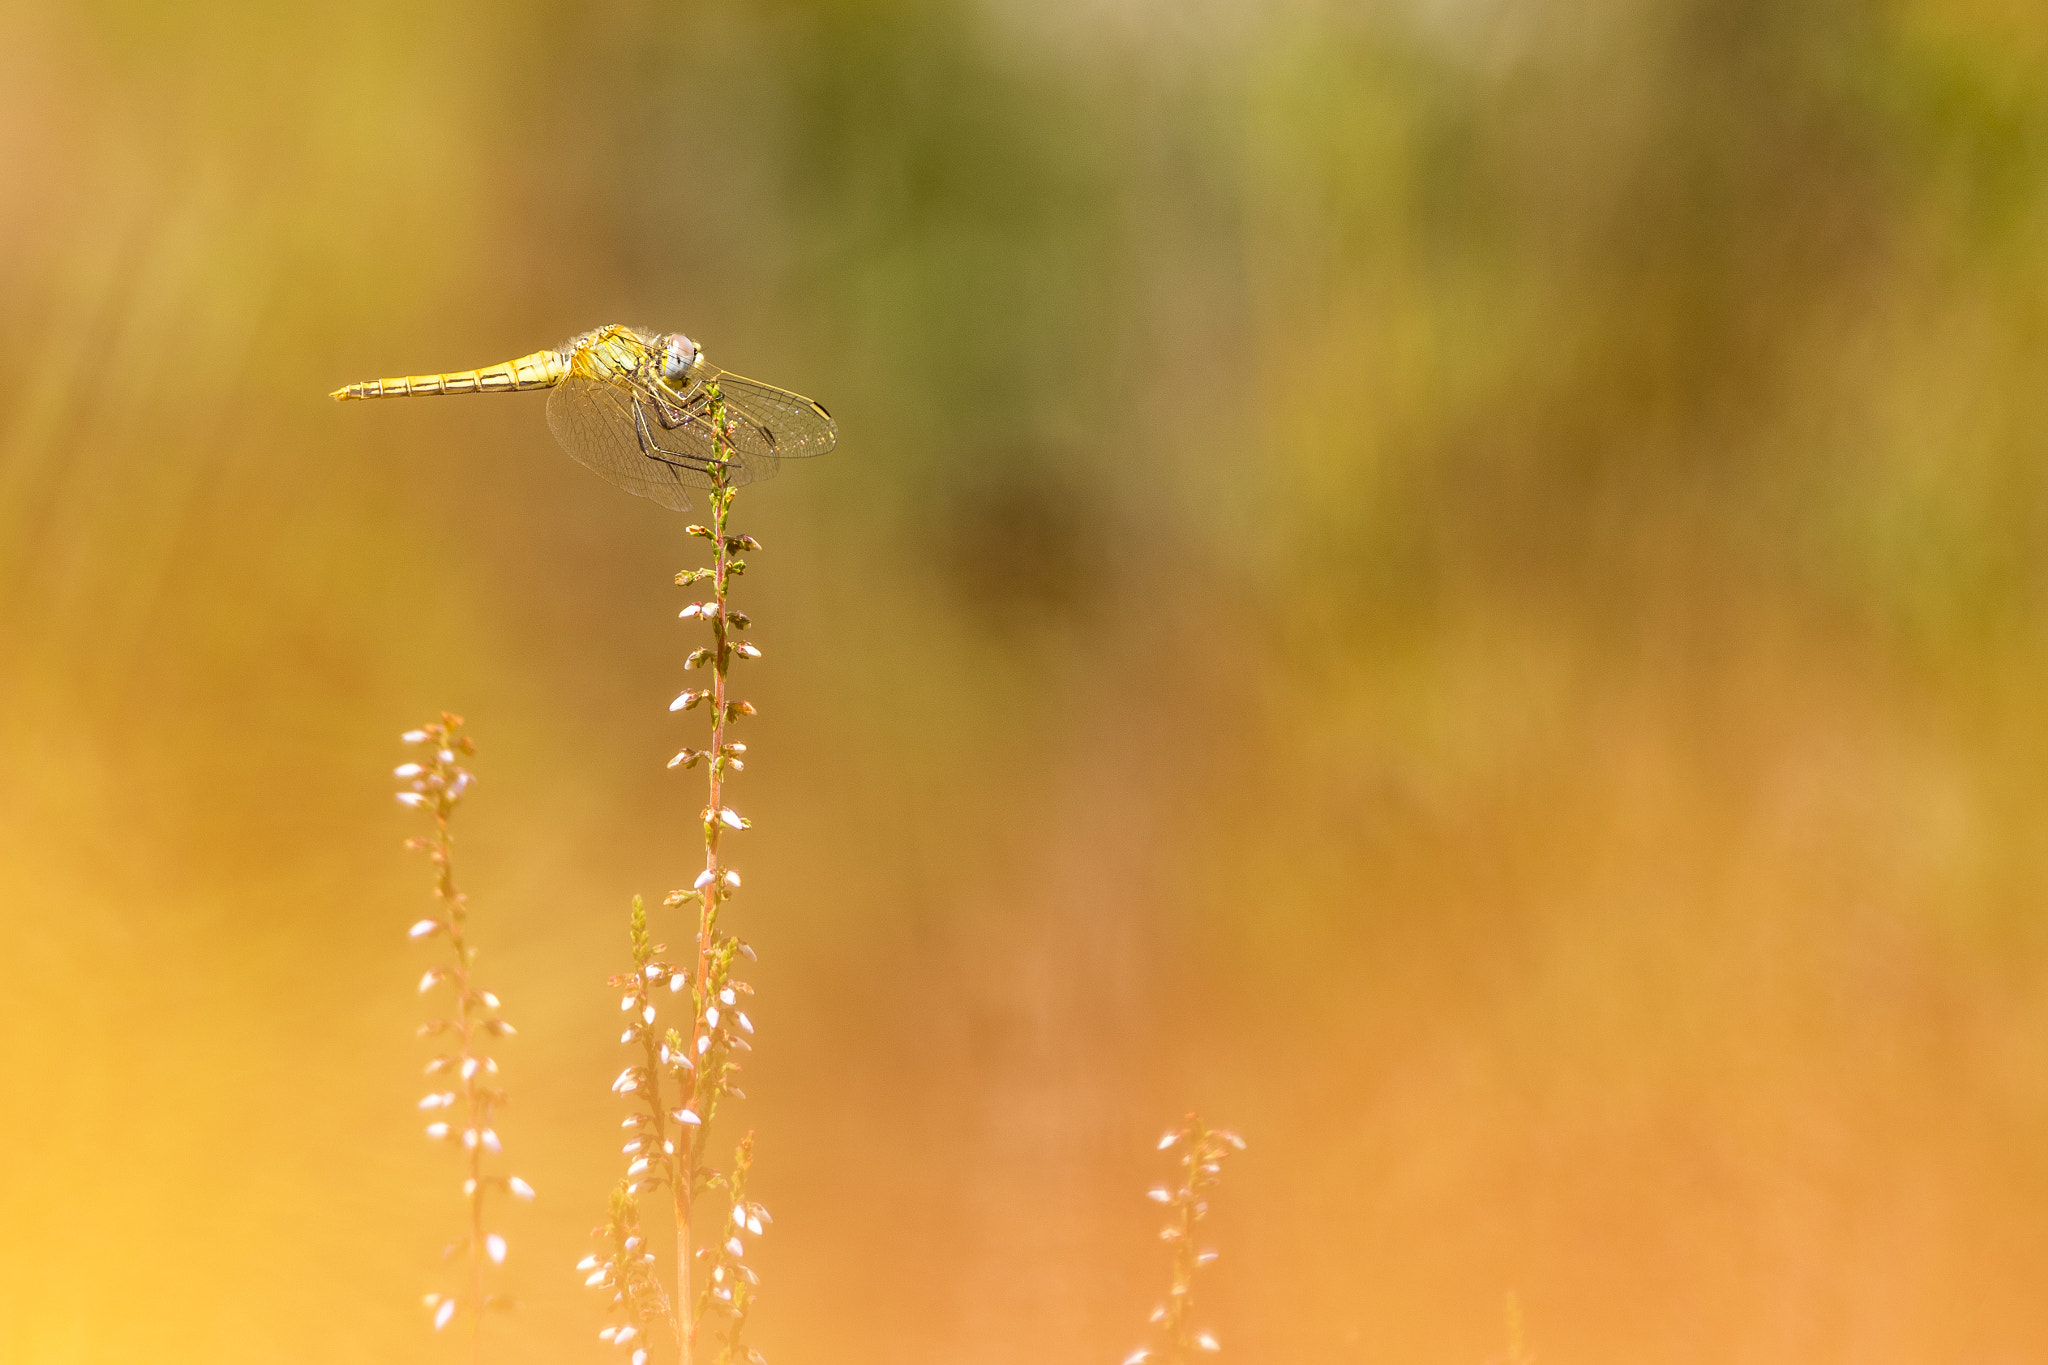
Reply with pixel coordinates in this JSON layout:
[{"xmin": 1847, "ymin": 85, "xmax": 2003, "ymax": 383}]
[{"xmin": 679, "ymin": 406, "xmax": 737, "ymax": 1365}]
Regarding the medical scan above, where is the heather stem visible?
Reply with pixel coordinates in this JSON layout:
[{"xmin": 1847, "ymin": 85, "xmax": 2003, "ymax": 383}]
[{"xmin": 680, "ymin": 397, "xmax": 738, "ymax": 1365}]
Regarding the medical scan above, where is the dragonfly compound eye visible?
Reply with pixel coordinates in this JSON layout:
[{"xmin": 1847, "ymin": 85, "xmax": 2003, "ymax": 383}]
[{"xmin": 661, "ymin": 334, "xmax": 699, "ymax": 380}]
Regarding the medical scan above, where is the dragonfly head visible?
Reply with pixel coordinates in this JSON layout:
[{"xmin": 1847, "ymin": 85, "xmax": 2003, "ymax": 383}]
[{"xmin": 658, "ymin": 333, "xmax": 701, "ymax": 381}]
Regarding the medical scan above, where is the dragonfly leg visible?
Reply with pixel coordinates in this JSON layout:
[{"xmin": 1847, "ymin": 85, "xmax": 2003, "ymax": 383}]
[
  {"xmin": 641, "ymin": 386, "xmax": 739, "ymax": 473},
  {"xmin": 653, "ymin": 374, "xmax": 780, "ymax": 456},
  {"xmin": 649, "ymin": 377, "xmax": 719, "ymax": 434},
  {"xmin": 633, "ymin": 398, "xmax": 730, "ymax": 477}
]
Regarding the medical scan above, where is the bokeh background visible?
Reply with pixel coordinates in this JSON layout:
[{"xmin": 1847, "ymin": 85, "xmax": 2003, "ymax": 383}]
[{"xmin": 7, "ymin": 0, "xmax": 2048, "ymax": 1361}]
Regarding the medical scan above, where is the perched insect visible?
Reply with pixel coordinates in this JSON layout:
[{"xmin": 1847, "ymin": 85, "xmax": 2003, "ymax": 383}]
[{"xmin": 332, "ymin": 325, "xmax": 837, "ymax": 510}]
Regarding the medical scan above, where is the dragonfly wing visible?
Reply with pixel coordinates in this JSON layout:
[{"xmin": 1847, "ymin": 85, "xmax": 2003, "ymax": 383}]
[
  {"xmin": 705, "ymin": 369, "xmax": 839, "ymax": 463},
  {"xmin": 546, "ymin": 374, "xmax": 722, "ymax": 511}
]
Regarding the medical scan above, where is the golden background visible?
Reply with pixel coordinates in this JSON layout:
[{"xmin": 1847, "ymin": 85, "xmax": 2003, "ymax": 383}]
[{"xmin": 6, "ymin": 1, "xmax": 2048, "ymax": 1361}]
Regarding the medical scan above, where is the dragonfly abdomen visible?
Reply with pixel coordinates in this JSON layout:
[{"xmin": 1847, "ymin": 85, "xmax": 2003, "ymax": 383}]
[{"xmin": 329, "ymin": 347, "xmax": 567, "ymax": 401}]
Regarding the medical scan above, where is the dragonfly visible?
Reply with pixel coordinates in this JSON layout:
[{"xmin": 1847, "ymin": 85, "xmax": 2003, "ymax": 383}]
[{"xmin": 332, "ymin": 325, "xmax": 837, "ymax": 510}]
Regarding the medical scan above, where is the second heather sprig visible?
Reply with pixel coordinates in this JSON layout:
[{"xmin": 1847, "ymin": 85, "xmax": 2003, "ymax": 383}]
[{"xmin": 396, "ymin": 714, "xmax": 535, "ymax": 1360}]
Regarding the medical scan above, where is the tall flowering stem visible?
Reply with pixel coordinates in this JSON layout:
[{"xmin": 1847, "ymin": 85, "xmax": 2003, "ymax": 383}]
[
  {"xmin": 593, "ymin": 386, "xmax": 769, "ymax": 1365},
  {"xmin": 1125, "ymin": 1115, "xmax": 1245, "ymax": 1365},
  {"xmin": 672, "ymin": 385, "xmax": 770, "ymax": 1365},
  {"xmin": 396, "ymin": 714, "xmax": 534, "ymax": 1363}
]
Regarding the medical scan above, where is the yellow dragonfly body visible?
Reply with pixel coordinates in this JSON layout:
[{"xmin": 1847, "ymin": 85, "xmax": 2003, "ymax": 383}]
[{"xmin": 332, "ymin": 325, "xmax": 836, "ymax": 510}]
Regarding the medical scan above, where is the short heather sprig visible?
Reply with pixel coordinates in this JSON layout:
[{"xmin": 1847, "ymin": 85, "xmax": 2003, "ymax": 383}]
[
  {"xmin": 697, "ymin": 1133, "xmax": 769, "ymax": 1365},
  {"xmin": 1485, "ymin": 1292, "xmax": 1537, "ymax": 1365},
  {"xmin": 581, "ymin": 1182, "xmax": 673, "ymax": 1365},
  {"xmin": 396, "ymin": 714, "xmax": 534, "ymax": 1359},
  {"xmin": 1124, "ymin": 1115, "xmax": 1245, "ymax": 1365},
  {"xmin": 589, "ymin": 894, "xmax": 691, "ymax": 1357}
]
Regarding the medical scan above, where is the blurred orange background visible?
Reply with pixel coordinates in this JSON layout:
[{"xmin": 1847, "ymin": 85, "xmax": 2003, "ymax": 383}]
[{"xmin": 7, "ymin": 1, "xmax": 2048, "ymax": 1361}]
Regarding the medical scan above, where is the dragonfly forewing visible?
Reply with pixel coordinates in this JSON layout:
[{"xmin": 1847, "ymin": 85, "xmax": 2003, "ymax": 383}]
[{"xmin": 698, "ymin": 369, "xmax": 838, "ymax": 461}]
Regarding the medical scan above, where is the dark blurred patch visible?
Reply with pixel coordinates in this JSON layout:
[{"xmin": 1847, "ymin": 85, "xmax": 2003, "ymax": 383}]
[{"xmin": 934, "ymin": 455, "xmax": 1105, "ymax": 630}]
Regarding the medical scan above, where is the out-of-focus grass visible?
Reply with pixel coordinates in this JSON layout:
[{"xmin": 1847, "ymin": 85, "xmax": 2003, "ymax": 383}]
[{"xmin": 8, "ymin": 1, "xmax": 2048, "ymax": 1362}]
